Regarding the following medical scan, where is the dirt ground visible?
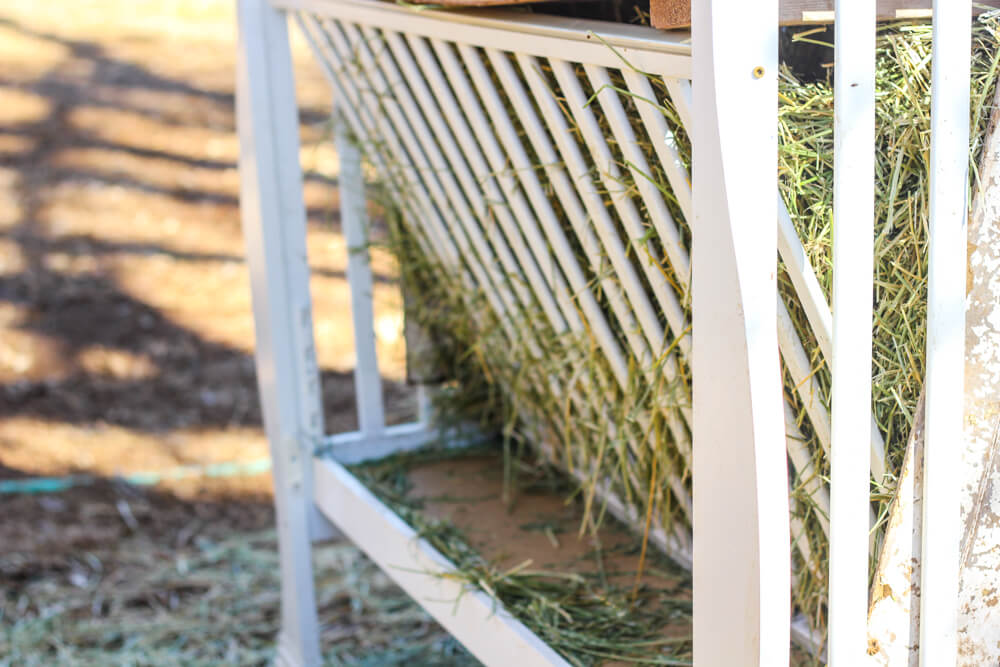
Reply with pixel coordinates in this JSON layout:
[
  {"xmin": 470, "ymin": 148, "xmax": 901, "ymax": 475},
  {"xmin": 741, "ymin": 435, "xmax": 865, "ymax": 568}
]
[{"xmin": 0, "ymin": 0, "xmax": 473, "ymax": 663}]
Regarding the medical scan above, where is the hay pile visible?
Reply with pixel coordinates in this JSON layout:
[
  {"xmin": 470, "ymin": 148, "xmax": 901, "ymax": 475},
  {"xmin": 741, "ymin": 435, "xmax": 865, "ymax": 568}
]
[
  {"xmin": 349, "ymin": 446, "xmax": 697, "ymax": 666},
  {"xmin": 352, "ymin": 12, "xmax": 1000, "ymax": 658}
]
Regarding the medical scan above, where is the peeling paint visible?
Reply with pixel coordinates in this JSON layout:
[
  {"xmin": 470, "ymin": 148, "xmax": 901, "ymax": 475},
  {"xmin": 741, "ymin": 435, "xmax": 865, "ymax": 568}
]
[{"xmin": 867, "ymin": 84, "xmax": 1000, "ymax": 665}]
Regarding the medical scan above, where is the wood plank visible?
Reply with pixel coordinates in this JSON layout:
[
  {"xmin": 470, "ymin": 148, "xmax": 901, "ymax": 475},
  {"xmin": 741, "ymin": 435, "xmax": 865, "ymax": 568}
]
[{"xmin": 651, "ymin": 0, "xmax": 1000, "ymax": 29}]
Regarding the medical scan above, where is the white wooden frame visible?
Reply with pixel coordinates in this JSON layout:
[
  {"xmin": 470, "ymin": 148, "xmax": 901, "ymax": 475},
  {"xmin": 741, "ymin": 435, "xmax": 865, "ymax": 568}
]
[{"xmin": 235, "ymin": 0, "xmax": 973, "ymax": 665}]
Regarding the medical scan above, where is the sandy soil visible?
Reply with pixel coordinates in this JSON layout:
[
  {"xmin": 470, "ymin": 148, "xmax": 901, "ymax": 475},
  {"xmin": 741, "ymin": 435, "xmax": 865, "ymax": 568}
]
[{"xmin": 0, "ymin": 0, "xmax": 466, "ymax": 663}]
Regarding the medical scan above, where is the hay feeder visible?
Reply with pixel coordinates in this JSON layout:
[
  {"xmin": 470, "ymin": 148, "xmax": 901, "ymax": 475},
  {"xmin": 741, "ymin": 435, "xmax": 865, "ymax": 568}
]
[{"xmin": 235, "ymin": 0, "xmax": 991, "ymax": 664}]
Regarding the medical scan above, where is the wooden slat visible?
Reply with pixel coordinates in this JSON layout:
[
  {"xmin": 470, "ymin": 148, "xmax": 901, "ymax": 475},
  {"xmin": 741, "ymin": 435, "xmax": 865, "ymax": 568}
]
[{"xmin": 651, "ymin": 0, "xmax": 1000, "ymax": 28}]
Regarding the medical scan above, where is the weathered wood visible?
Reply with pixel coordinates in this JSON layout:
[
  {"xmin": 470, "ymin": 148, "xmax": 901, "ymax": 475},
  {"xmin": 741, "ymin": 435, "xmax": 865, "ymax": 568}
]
[
  {"xmin": 651, "ymin": 0, "xmax": 690, "ymax": 30},
  {"xmin": 866, "ymin": 394, "xmax": 925, "ymax": 665},
  {"xmin": 955, "ymin": 75, "xmax": 1000, "ymax": 667},
  {"xmin": 651, "ymin": 0, "xmax": 1000, "ymax": 29},
  {"xmin": 867, "ymin": 78, "xmax": 1000, "ymax": 667}
]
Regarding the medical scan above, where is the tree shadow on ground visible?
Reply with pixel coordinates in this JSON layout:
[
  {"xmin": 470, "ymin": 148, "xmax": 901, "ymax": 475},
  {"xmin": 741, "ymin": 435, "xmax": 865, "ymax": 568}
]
[{"xmin": 0, "ymin": 13, "xmax": 409, "ymax": 457}]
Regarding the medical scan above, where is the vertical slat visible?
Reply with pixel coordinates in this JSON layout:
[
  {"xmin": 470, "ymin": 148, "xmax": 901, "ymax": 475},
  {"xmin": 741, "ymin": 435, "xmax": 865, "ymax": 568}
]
[
  {"xmin": 920, "ymin": 1, "xmax": 971, "ymax": 664},
  {"xmin": 665, "ymin": 75, "xmax": 890, "ymax": 486},
  {"xmin": 235, "ymin": 2, "xmax": 323, "ymax": 664},
  {"xmin": 828, "ymin": 1, "xmax": 876, "ymax": 663},
  {"xmin": 336, "ymin": 120, "xmax": 386, "ymax": 436},
  {"xmin": 691, "ymin": 1, "xmax": 788, "ymax": 665}
]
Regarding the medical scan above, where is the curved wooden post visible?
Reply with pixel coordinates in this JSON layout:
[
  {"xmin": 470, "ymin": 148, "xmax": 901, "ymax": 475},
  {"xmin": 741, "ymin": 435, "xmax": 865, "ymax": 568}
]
[{"xmin": 691, "ymin": 3, "xmax": 790, "ymax": 665}]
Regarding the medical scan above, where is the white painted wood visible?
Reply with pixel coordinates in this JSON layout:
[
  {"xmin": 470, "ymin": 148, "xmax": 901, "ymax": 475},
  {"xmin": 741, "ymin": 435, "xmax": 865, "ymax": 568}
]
[
  {"xmin": 584, "ymin": 64, "xmax": 691, "ymax": 297},
  {"xmin": 691, "ymin": 2, "xmax": 789, "ymax": 665},
  {"xmin": 468, "ymin": 45, "xmax": 633, "ymax": 385},
  {"xmin": 516, "ymin": 53, "xmax": 659, "ymax": 374},
  {"xmin": 336, "ymin": 120, "xmax": 386, "ymax": 437},
  {"xmin": 330, "ymin": 22, "xmax": 563, "ymax": 340},
  {"xmin": 666, "ymin": 76, "xmax": 890, "ymax": 486},
  {"xmin": 780, "ymin": 199, "xmax": 889, "ymax": 485},
  {"xmin": 350, "ymin": 26, "xmax": 572, "ymax": 337},
  {"xmin": 312, "ymin": 457, "xmax": 573, "ymax": 667},
  {"xmin": 920, "ymin": 2, "xmax": 971, "ymax": 664},
  {"xmin": 301, "ymin": 17, "xmax": 606, "ymax": 487},
  {"xmin": 621, "ymin": 70, "xmax": 694, "ymax": 226},
  {"xmin": 369, "ymin": 33, "xmax": 577, "ymax": 343},
  {"xmin": 664, "ymin": 77, "xmax": 695, "ymax": 133},
  {"xmin": 500, "ymin": 53, "xmax": 653, "ymax": 380},
  {"xmin": 274, "ymin": 0, "xmax": 691, "ymax": 76},
  {"xmin": 866, "ymin": 395, "xmax": 925, "ymax": 666},
  {"xmin": 235, "ymin": 1, "xmax": 326, "ymax": 664},
  {"xmin": 319, "ymin": 421, "xmax": 479, "ymax": 464},
  {"xmin": 430, "ymin": 39, "xmax": 695, "ymax": 521},
  {"xmin": 828, "ymin": 2, "xmax": 877, "ymax": 663},
  {"xmin": 551, "ymin": 59, "xmax": 689, "ymax": 363},
  {"xmin": 955, "ymin": 81, "xmax": 1000, "ymax": 667},
  {"xmin": 777, "ymin": 201, "xmax": 834, "ymax": 363}
]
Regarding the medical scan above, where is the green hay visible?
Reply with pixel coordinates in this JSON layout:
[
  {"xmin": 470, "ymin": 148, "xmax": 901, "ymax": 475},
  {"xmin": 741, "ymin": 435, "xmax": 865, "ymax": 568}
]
[
  {"xmin": 342, "ymin": 13, "xmax": 1000, "ymax": 659},
  {"xmin": 349, "ymin": 445, "xmax": 695, "ymax": 666},
  {"xmin": 1, "ymin": 526, "xmax": 473, "ymax": 667}
]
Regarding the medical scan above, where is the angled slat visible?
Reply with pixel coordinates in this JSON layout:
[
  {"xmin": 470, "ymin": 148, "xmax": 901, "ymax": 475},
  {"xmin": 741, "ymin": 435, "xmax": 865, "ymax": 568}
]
[
  {"xmin": 550, "ymin": 58, "xmax": 688, "ymax": 361},
  {"xmin": 516, "ymin": 53, "xmax": 660, "ymax": 373},
  {"xmin": 331, "ymin": 22, "xmax": 570, "ymax": 338},
  {"xmin": 302, "ymin": 15, "xmax": 584, "ymax": 473},
  {"xmin": 326, "ymin": 24, "xmax": 695, "ymax": 528},
  {"xmin": 583, "ymin": 64, "xmax": 691, "ymax": 297},
  {"xmin": 621, "ymin": 70, "xmax": 693, "ymax": 224}
]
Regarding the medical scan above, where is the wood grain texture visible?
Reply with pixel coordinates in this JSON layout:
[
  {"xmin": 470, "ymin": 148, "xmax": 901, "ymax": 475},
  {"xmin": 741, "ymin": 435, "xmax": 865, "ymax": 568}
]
[
  {"xmin": 651, "ymin": 0, "xmax": 689, "ymax": 29},
  {"xmin": 651, "ymin": 0, "xmax": 1000, "ymax": 29}
]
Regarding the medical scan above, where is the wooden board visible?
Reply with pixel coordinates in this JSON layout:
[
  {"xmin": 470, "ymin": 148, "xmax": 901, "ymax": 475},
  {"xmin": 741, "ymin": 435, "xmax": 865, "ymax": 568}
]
[{"xmin": 651, "ymin": 0, "xmax": 1000, "ymax": 29}]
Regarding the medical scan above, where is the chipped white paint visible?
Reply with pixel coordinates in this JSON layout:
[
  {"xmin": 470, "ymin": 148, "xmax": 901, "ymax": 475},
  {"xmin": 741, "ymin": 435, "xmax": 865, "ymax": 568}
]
[
  {"xmin": 866, "ymin": 395, "xmax": 924, "ymax": 665},
  {"xmin": 868, "ymin": 83, "xmax": 1000, "ymax": 666},
  {"xmin": 956, "ymin": 86, "xmax": 1000, "ymax": 666}
]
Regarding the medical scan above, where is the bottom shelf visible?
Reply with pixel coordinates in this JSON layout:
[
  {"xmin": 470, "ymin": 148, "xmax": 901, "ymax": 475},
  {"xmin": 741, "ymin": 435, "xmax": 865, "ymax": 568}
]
[{"xmin": 313, "ymin": 446, "xmax": 818, "ymax": 666}]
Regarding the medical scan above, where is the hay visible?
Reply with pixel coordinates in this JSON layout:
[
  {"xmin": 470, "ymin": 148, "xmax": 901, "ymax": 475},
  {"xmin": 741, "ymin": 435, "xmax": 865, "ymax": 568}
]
[
  {"xmin": 1, "ymin": 485, "xmax": 474, "ymax": 666},
  {"xmin": 346, "ymin": 12, "xmax": 1000, "ymax": 659},
  {"xmin": 348, "ymin": 445, "xmax": 696, "ymax": 666}
]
